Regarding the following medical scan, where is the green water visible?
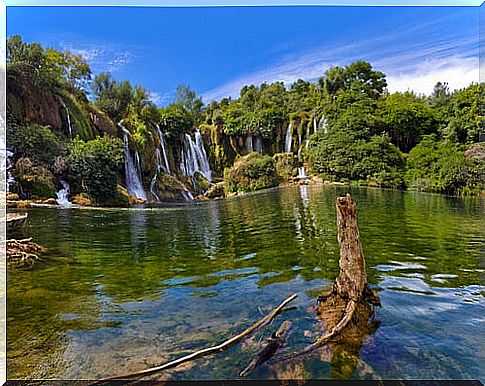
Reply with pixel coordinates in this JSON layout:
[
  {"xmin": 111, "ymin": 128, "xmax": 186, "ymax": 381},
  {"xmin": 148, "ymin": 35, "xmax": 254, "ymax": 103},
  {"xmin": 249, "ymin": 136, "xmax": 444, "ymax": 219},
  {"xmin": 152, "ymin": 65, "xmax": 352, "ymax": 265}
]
[{"xmin": 7, "ymin": 186, "xmax": 484, "ymax": 381}]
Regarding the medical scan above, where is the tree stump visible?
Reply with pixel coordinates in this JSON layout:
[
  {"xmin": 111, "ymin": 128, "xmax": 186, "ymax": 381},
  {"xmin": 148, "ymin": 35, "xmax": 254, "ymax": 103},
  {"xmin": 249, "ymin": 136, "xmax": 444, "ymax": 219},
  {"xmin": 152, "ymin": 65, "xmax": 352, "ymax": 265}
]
[{"xmin": 292, "ymin": 194, "xmax": 380, "ymax": 358}]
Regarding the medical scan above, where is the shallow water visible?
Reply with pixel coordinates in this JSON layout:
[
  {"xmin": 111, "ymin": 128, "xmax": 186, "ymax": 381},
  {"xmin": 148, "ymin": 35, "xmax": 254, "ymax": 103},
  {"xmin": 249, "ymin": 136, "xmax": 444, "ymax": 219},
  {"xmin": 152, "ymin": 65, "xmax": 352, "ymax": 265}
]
[{"xmin": 7, "ymin": 186, "xmax": 484, "ymax": 381}]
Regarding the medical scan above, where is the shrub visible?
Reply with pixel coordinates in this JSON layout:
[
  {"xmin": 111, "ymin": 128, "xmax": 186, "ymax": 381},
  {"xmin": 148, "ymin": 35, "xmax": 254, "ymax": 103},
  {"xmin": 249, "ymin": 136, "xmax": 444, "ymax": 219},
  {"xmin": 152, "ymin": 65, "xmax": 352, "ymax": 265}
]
[
  {"xmin": 7, "ymin": 123, "xmax": 65, "ymax": 166},
  {"xmin": 68, "ymin": 136, "xmax": 124, "ymax": 203},
  {"xmin": 224, "ymin": 152, "xmax": 281, "ymax": 193},
  {"xmin": 405, "ymin": 135, "xmax": 484, "ymax": 195},
  {"xmin": 15, "ymin": 157, "xmax": 56, "ymax": 198},
  {"xmin": 310, "ymin": 131, "xmax": 405, "ymax": 187}
]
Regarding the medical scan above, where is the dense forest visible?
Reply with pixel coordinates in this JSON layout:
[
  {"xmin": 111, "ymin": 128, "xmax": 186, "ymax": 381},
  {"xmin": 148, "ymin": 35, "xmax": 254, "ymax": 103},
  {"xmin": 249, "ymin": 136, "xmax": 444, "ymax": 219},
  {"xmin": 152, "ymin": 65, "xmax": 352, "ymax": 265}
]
[{"xmin": 5, "ymin": 35, "xmax": 484, "ymax": 206}]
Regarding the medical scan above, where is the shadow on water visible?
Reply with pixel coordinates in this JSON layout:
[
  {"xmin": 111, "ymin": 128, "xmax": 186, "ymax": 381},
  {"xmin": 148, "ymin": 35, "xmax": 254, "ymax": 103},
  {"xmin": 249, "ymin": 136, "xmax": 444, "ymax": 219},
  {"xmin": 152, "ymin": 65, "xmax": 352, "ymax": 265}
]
[{"xmin": 7, "ymin": 185, "xmax": 484, "ymax": 380}]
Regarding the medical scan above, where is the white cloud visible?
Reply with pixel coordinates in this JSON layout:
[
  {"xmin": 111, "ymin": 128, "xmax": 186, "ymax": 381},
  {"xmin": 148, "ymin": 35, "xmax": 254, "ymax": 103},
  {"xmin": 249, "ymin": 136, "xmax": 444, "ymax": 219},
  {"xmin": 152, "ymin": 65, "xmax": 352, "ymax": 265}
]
[
  {"xmin": 201, "ymin": 13, "xmax": 478, "ymax": 102},
  {"xmin": 386, "ymin": 56, "xmax": 479, "ymax": 96},
  {"xmin": 59, "ymin": 42, "xmax": 135, "ymax": 73}
]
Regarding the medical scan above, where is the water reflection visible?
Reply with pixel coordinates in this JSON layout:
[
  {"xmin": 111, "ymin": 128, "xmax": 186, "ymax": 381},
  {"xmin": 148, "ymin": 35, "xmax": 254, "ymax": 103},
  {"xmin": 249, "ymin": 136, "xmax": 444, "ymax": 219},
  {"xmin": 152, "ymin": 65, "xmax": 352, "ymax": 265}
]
[{"xmin": 7, "ymin": 186, "xmax": 484, "ymax": 381}]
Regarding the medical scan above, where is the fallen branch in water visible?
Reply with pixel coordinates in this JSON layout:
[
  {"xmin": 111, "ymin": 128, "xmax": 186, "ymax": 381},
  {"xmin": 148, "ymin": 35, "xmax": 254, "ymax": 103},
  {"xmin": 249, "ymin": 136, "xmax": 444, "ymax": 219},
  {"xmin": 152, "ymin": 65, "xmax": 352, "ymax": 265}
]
[
  {"xmin": 93, "ymin": 293, "xmax": 298, "ymax": 384},
  {"xmin": 240, "ymin": 320, "xmax": 293, "ymax": 377}
]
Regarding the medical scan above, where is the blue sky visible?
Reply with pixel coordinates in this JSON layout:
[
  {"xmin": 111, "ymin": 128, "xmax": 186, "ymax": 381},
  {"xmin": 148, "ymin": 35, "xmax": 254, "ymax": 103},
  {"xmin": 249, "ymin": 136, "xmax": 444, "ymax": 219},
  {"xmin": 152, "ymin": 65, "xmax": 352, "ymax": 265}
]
[{"xmin": 7, "ymin": 5, "xmax": 480, "ymax": 105}]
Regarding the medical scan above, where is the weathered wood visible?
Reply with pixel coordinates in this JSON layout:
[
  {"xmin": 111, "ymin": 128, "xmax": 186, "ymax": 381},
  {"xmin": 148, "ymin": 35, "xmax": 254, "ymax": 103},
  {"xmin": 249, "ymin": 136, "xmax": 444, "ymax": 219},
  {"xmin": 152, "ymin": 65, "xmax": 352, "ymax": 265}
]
[
  {"xmin": 6, "ymin": 237, "xmax": 46, "ymax": 266},
  {"xmin": 333, "ymin": 194, "xmax": 368, "ymax": 301},
  {"xmin": 240, "ymin": 320, "xmax": 293, "ymax": 377},
  {"xmin": 92, "ymin": 293, "xmax": 298, "ymax": 384},
  {"xmin": 6, "ymin": 212, "xmax": 28, "ymax": 232},
  {"xmin": 281, "ymin": 194, "xmax": 380, "ymax": 359}
]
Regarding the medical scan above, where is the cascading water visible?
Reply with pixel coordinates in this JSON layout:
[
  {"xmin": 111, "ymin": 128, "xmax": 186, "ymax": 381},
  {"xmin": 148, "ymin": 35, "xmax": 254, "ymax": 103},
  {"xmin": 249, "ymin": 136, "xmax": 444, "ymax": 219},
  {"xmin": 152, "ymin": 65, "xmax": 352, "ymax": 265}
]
[
  {"xmin": 149, "ymin": 125, "xmax": 172, "ymax": 202},
  {"xmin": 246, "ymin": 133, "xmax": 254, "ymax": 153},
  {"xmin": 119, "ymin": 120, "xmax": 147, "ymax": 201},
  {"xmin": 61, "ymin": 100, "xmax": 73, "ymax": 137},
  {"xmin": 6, "ymin": 148, "xmax": 16, "ymax": 193},
  {"xmin": 56, "ymin": 180, "xmax": 73, "ymax": 207},
  {"xmin": 181, "ymin": 189, "xmax": 194, "ymax": 202},
  {"xmin": 180, "ymin": 130, "xmax": 211, "ymax": 182},
  {"xmin": 149, "ymin": 149, "xmax": 161, "ymax": 201},
  {"xmin": 194, "ymin": 130, "xmax": 211, "ymax": 181},
  {"xmin": 305, "ymin": 125, "xmax": 310, "ymax": 151},
  {"xmin": 285, "ymin": 122, "xmax": 293, "ymax": 153},
  {"xmin": 313, "ymin": 117, "xmax": 317, "ymax": 133},
  {"xmin": 254, "ymin": 135, "xmax": 263, "ymax": 154},
  {"xmin": 156, "ymin": 125, "xmax": 171, "ymax": 174},
  {"xmin": 318, "ymin": 115, "xmax": 328, "ymax": 134},
  {"xmin": 297, "ymin": 166, "xmax": 308, "ymax": 179}
]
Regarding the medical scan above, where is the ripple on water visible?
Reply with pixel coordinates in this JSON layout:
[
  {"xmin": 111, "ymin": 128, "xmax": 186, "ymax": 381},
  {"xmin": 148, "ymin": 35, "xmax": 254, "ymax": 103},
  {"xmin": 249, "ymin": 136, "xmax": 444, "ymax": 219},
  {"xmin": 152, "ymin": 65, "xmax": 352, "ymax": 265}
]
[{"xmin": 7, "ymin": 186, "xmax": 484, "ymax": 381}]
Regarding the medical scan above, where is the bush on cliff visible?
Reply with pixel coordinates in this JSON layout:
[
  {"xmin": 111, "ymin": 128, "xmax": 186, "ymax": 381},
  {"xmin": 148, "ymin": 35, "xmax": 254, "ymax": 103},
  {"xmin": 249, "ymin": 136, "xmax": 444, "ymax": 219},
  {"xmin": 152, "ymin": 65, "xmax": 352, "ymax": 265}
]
[
  {"xmin": 68, "ymin": 136, "xmax": 124, "ymax": 204},
  {"xmin": 8, "ymin": 123, "xmax": 65, "ymax": 166},
  {"xmin": 224, "ymin": 152, "xmax": 281, "ymax": 194}
]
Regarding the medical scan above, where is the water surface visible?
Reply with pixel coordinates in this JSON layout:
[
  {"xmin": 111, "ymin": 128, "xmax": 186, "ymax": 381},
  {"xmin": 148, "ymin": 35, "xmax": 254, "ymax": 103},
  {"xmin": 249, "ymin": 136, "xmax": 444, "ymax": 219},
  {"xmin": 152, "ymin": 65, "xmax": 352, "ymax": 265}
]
[{"xmin": 7, "ymin": 186, "xmax": 484, "ymax": 381}]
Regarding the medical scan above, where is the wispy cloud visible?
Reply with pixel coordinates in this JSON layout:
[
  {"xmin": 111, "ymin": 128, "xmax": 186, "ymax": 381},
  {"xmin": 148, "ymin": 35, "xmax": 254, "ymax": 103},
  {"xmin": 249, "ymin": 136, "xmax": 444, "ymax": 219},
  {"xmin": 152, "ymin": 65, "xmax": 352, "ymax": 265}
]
[
  {"xmin": 202, "ymin": 12, "xmax": 478, "ymax": 101},
  {"xmin": 59, "ymin": 42, "xmax": 135, "ymax": 73}
]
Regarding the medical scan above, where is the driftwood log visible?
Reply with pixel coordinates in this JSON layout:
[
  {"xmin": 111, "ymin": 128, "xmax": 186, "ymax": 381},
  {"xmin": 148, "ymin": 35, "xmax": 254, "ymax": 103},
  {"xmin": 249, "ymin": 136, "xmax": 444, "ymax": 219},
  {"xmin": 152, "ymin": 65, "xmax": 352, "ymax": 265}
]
[{"xmin": 6, "ymin": 238, "xmax": 46, "ymax": 266}]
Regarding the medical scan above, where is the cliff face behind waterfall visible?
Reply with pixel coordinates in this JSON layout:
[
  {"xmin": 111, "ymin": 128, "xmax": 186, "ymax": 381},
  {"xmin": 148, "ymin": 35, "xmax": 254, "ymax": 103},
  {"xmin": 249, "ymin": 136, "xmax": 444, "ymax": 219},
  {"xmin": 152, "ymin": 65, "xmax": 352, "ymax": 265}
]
[{"xmin": 6, "ymin": 36, "xmax": 484, "ymax": 206}]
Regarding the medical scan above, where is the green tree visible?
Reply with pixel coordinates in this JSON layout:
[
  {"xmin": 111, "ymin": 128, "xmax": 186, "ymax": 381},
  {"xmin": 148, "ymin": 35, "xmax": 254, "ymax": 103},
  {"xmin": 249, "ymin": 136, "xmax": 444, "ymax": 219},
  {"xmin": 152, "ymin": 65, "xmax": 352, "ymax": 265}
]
[{"xmin": 68, "ymin": 136, "xmax": 124, "ymax": 202}]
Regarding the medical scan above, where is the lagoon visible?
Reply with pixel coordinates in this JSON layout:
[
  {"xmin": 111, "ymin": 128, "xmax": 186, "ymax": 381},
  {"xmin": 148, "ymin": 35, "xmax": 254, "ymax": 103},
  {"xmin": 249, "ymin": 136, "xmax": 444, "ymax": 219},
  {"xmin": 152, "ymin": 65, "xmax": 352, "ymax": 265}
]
[{"xmin": 7, "ymin": 186, "xmax": 484, "ymax": 381}]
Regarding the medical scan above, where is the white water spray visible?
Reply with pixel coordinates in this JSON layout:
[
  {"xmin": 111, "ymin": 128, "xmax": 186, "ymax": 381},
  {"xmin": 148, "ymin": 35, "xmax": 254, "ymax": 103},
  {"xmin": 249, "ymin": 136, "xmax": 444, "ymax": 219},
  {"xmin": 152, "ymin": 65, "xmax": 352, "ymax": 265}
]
[
  {"xmin": 180, "ymin": 130, "xmax": 211, "ymax": 182},
  {"xmin": 246, "ymin": 133, "xmax": 253, "ymax": 153},
  {"xmin": 61, "ymin": 100, "xmax": 73, "ymax": 137},
  {"xmin": 119, "ymin": 120, "xmax": 147, "ymax": 201},
  {"xmin": 56, "ymin": 180, "xmax": 72, "ymax": 206},
  {"xmin": 285, "ymin": 122, "xmax": 293, "ymax": 153},
  {"xmin": 254, "ymin": 135, "xmax": 263, "ymax": 154}
]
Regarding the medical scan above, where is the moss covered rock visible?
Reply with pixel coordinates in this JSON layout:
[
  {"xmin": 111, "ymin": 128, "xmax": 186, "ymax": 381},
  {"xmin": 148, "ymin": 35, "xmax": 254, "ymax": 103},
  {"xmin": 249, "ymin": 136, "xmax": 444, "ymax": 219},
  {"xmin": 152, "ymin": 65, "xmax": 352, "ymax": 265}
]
[
  {"xmin": 224, "ymin": 152, "xmax": 281, "ymax": 194},
  {"xmin": 207, "ymin": 181, "xmax": 225, "ymax": 199},
  {"xmin": 156, "ymin": 173, "xmax": 192, "ymax": 202}
]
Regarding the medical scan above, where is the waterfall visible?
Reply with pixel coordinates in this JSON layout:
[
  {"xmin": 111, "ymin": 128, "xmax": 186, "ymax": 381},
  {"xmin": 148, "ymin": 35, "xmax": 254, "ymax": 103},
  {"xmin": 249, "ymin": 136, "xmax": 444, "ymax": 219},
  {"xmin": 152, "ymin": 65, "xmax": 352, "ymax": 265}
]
[
  {"xmin": 305, "ymin": 125, "xmax": 310, "ymax": 152},
  {"xmin": 297, "ymin": 166, "xmax": 307, "ymax": 179},
  {"xmin": 181, "ymin": 188, "xmax": 194, "ymax": 201},
  {"xmin": 6, "ymin": 148, "xmax": 15, "ymax": 193},
  {"xmin": 56, "ymin": 180, "xmax": 72, "ymax": 206},
  {"xmin": 180, "ymin": 130, "xmax": 211, "ymax": 182},
  {"xmin": 61, "ymin": 100, "xmax": 73, "ymax": 137},
  {"xmin": 285, "ymin": 122, "xmax": 293, "ymax": 153},
  {"xmin": 254, "ymin": 135, "xmax": 263, "ymax": 154},
  {"xmin": 149, "ymin": 125, "xmax": 172, "ymax": 202},
  {"xmin": 318, "ymin": 115, "xmax": 328, "ymax": 134},
  {"xmin": 156, "ymin": 124, "xmax": 171, "ymax": 174},
  {"xmin": 313, "ymin": 117, "xmax": 317, "ymax": 134},
  {"xmin": 119, "ymin": 120, "xmax": 147, "ymax": 201},
  {"xmin": 195, "ymin": 130, "xmax": 211, "ymax": 181},
  {"xmin": 246, "ymin": 133, "xmax": 253, "ymax": 153},
  {"xmin": 150, "ymin": 149, "xmax": 161, "ymax": 201}
]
